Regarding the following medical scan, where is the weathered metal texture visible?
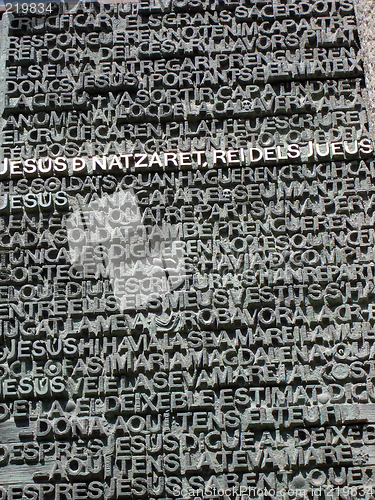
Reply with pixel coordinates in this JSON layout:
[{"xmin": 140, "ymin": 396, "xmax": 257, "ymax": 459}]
[
  {"xmin": 355, "ymin": 0, "xmax": 375, "ymax": 138},
  {"xmin": 0, "ymin": 1, "xmax": 375, "ymax": 498}
]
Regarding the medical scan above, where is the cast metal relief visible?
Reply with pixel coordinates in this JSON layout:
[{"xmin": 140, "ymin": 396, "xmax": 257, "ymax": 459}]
[{"xmin": 1, "ymin": 0, "xmax": 375, "ymax": 498}]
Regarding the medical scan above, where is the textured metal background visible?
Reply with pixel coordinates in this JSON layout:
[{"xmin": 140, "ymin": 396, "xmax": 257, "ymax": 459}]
[{"xmin": 355, "ymin": 0, "xmax": 375, "ymax": 137}]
